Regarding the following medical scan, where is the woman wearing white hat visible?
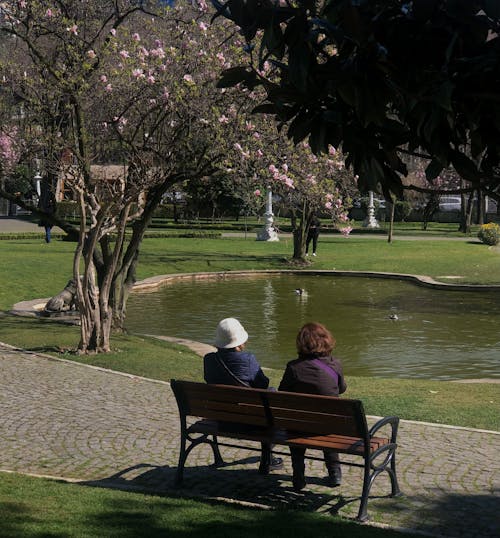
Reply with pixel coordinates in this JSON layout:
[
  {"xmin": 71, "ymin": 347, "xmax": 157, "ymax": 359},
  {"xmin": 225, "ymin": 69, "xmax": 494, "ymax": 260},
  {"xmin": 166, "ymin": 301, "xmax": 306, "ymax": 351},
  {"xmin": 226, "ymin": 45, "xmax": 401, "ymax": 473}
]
[{"xmin": 204, "ymin": 318, "xmax": 283, "ymax": 473}]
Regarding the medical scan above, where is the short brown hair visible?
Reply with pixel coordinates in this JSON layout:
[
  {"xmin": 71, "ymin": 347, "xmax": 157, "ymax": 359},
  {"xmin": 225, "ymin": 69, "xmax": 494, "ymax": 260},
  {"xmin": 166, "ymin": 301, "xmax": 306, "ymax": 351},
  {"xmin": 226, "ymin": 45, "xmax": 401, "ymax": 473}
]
[{"xmin": 296, "ymin": 322, "xmax": 335, "ymax": 357}]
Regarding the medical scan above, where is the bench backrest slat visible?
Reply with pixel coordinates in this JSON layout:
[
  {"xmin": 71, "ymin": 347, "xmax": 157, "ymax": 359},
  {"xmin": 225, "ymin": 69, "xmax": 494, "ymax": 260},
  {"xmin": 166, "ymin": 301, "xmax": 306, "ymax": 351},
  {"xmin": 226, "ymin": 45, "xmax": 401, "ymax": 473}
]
[
  {"xmin": 171, "ymin": 380, "xmax": 368, "ymax": 439},
  {"xmin": 266, "ymin": 391, "xmax": 366, "ymax": 437}
]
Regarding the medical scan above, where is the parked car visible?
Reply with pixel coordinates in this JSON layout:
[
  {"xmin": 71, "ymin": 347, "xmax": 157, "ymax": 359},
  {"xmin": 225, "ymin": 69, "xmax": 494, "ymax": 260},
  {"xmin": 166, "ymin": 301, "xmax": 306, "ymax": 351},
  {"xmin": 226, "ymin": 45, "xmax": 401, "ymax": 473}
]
[{"xmin": 439, "ymin": 195, "xmax": 462, "ymax": 211}]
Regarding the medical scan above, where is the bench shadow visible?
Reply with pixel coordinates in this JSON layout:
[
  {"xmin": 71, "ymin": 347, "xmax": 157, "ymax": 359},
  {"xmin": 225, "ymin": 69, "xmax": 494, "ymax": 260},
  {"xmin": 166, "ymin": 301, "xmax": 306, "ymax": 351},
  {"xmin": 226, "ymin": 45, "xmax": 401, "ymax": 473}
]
[{"xmin": 79, "ymin": 461, "xmax": 357, "ymax": 516}]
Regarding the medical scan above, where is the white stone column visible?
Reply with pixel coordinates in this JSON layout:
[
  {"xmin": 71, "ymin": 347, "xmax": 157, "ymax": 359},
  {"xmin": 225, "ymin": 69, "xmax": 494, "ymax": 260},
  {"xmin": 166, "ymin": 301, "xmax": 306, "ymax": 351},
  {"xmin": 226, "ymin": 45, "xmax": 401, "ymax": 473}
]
[
  {"xmin": 257, "ymin": 187, "xmax": 279, "ymax": 241},
  {"xmin": 363, "ymin": 190, "xmax": 380, "ymax": 229}
]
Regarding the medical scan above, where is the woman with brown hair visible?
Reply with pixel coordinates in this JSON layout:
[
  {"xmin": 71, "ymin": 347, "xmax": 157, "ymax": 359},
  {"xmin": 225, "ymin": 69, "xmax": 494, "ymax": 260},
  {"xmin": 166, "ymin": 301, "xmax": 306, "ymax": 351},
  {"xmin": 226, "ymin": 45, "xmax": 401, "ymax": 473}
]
[{"xmin": 279, "ymin": 322, "xmax": 347, "ymax": 491}]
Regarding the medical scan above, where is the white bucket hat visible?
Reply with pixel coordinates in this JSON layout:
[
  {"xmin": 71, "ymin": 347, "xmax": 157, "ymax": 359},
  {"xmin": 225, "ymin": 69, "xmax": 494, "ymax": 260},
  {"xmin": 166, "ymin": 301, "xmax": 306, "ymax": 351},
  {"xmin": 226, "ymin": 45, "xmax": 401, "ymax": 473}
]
[{"xmin": 215, "ymin": 318, "xmax": 249, "ymax": 349}]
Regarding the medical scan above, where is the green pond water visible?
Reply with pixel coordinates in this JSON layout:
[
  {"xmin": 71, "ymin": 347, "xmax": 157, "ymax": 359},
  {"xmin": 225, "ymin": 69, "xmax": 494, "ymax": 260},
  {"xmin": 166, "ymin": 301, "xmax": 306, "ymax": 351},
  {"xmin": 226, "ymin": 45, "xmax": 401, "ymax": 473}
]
[{"xmin": 125, "ymin": 274, "xmax": 500, "ymax": 380}]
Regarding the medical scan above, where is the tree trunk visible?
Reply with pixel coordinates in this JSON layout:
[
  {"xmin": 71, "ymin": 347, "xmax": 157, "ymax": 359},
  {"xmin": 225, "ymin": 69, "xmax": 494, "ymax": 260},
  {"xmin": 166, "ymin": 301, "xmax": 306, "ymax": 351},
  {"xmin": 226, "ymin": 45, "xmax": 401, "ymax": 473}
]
[
  {"xmin": 459, "ymin": 189, "xmax": 474, "ymax": 233},
  {"xmin": 476, "ymin": 189, "xmax": 485, "ymax": 225},
  {"xmin": 422, "ymin": 193, "xmax": 440, "ymax": 231},
  {"xmin": 387, "ymin": 201, "xmax": 395, "ymax": 243},
  {"xmin": 292, "ymin": 202, "xmax": 311, "ymax": 260}
]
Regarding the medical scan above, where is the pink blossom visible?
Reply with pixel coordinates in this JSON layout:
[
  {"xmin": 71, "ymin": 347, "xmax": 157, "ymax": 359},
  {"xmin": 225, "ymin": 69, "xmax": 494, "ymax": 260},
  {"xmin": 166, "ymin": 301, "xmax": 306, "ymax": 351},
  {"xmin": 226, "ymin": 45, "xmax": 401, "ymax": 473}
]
[
  {"xmin": 199, "ymin": 22, "xmax": 208, "ymax": 32},
  {"xmin": 326, "ymin": 193, "xmax": 334, "ymax": 201},
  {"xmin": 233, "ymin": 143, "xmax": 243, "ymax": 152},
  {"xmin": 66, "ymin": 24, "xmax": 78, "ymax": 35},
  {"xmin": 253, "ymin": 132, "xmax": 261, "ymax": 140},
  {"xmin": 105, "ymin": 84, "xmax": 113, "ymax": 92},
  {"xmin": 254, "ymin": 189, "xmax": 261, "ymax": 196},
  {"xmin": 150, "ymin": 47, "xmax": 165, "ymax": 59},
  {"xmin": 340, "ymin": 226, "xmax": 353, "ymax": 237},
  {"xmin": 306, "ymin": 175, "xmax": 316, "ymax": 184},
  {"xmin": 282, "ymin": 163, "xmax": 288, "ymax": 172},
  {"xmin": 162, "ymin": 88, "xmax": 170, "ymax": 100},
  {"xmin": 19, "ymin": 1, "xmax": 27, "ymax": 8},
  {"xmin": 119, "ymin": 50, "xmax": 130, "ymax": 59},
  {"xmin": 110, "ymin": 28, "xmax": 116, "ymax": 36},
  {"xmin": 245, "ymin": 121, "xmax": 255, "ymax": 131},
  {"xmin": 100, "ymin": 75, "xmax": 108, "ymax": 83},
  {"xmin": 218, "ymin": 115, "xmax": 229, "ymax": 124},
  {"xmin": 269, "ymin": 164, "xmax": 279, "ymax": 175},
  {"xmin": 132, "ymin": 68, "xmax": 144, "ymax": 78},
  {"xmin": 216, "ymin": 52, "xmax": 225, "ymax": 64},
  {"xmin": 183, "ymin": 74, "xmax": 194, "ymax": 84},
  {"xmin": 0, "ymin": 129, "xmax": 19, "ymax": 172},
  {"xmin": 87, "ymin": 50, "xmax": 96, "ymax": 59},
  {"xmin": 256, "ymin": 149, "xmax": 264, "ymax": 158},
  {"xmin": 195, "ymin": 0, "xmax": 208, "ymax": 11},
  {"xmin": 132, "ymin": 33, "xmax": 141, "ymax": 42},
  {"xmin": 46, "ymin": 8, "xmax": 53, "ymax": 17},
  {"xmin": 328, "ymin": 145, "xmax": 336, "ymax": 155},
  {"xmin": 147, "ymin": 75, "xmax": 155, "ymax": 84},
  {"xmin": 325, "ymin": 201, "xmax": 333, "ymax": 210},
  {"xmin": 335, "ymin": 198, "xmax": 343, "ymax": 208},
  {"xmin": 339, "ymin": 213, "xmax": 349, "ymax": 222}
]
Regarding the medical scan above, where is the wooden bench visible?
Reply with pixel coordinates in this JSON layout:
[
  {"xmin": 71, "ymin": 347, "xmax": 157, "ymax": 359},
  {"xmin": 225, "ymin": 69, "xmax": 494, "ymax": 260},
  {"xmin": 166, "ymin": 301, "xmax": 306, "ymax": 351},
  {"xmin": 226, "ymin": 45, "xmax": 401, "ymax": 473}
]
[{"xmin": 171, "ymin": 379, "xmax": 401, "ymax": 521}]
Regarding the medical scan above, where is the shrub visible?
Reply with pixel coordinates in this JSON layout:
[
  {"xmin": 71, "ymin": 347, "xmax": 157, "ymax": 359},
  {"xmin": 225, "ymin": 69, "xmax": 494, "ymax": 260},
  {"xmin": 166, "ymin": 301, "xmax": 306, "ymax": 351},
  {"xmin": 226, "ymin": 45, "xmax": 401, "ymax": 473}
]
[
  {"xmin": 56, "ymin": 201, "xmax": 78, "ymax": 218},
  {"xmin": 477, "ymin": 222, "xmax": 500, "ymax": 245}
]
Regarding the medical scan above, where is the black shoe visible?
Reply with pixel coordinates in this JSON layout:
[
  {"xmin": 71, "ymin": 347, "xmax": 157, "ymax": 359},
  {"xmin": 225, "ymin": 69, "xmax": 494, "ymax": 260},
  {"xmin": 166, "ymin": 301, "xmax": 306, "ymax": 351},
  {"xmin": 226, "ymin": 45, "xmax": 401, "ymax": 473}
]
[
  {"xmin": 292, "ymin": 473, "xmax": 306, "ymax": 491},
  {"xmin": 270, "ymin": 456, "xmax": 283, "ymax": 470},
  {"xmin": 258, "ymin": 456, "xmax": 283, "ymax": 474}
]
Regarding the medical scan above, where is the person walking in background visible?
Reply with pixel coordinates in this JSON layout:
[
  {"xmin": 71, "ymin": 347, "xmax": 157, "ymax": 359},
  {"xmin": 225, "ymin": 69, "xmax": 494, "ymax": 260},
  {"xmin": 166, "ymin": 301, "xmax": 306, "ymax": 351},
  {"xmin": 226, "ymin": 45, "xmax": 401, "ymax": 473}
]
[
  {"xmin": 305, "ymin": 215, "xmax": 321, "ymax": 256},
  {"xmin": 38, "ymin": 185, "xmax": 56, "ymax": 244},
  {"xmin": 279, "ymin": 322, "xmax": 347, "ymax": 491},
  {"xmin": 204, "ymin": 317, "xmax": 283, "ymax": 474}
]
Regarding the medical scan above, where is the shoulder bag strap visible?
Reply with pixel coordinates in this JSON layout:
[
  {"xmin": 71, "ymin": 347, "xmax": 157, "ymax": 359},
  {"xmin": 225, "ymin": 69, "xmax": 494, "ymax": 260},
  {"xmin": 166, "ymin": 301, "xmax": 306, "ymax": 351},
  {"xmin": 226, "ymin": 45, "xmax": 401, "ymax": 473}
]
[
  {"xmin": 215, "ymin": 352, "xmax": 250, "ymax": 387},
  {"xmin": 312, "ymin": 358, "xmax": 339, "ymax": 385}
]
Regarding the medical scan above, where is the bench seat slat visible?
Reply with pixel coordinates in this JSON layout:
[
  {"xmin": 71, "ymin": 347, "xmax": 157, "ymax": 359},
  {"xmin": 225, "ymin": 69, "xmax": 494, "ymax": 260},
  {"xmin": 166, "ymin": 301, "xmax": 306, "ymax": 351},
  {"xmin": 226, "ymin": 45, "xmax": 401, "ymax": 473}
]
[
  {"xmin": 271, "ymin": 415, "xmax": 361, "ymax": 437},
  {"xmin": 187, "ymin": 419, "xmax": 388, "ymax": 455}
]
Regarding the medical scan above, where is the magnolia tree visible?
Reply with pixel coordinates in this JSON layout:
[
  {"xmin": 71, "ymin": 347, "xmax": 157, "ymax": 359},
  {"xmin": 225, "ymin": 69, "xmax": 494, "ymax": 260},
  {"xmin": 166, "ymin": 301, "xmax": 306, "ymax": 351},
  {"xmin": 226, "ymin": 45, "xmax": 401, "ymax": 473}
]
[{"xmin": 0, "ymin": 0, "xmax": 253, "ymax": 352}]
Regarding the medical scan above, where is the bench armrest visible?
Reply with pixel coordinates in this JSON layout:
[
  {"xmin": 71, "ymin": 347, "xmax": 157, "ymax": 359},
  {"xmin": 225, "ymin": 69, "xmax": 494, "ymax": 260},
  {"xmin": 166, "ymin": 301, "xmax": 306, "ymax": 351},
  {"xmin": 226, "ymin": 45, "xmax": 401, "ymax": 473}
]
[{"xmin": 369, "ymin": 416, "xmax": 399, "ymax": 444}]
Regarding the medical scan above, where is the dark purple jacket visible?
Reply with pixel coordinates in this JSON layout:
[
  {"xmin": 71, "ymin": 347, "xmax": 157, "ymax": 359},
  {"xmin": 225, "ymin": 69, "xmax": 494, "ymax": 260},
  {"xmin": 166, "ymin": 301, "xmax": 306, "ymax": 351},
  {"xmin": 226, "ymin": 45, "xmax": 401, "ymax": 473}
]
[
  {"xmin": 278, "ymin": 355, "xmax": 347, "ymax": 396},
  {"xmin": 204, "ymin": 349, "xmax": 270, "ymax": 389}
]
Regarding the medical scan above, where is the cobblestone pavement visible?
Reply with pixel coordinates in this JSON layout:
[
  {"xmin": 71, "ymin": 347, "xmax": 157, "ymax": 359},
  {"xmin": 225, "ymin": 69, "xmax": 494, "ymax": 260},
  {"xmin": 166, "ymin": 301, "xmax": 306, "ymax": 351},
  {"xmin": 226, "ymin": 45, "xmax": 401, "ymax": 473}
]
[{"xmin": 1, "ymin": 343, "xmax": 498, "ymax": 537}]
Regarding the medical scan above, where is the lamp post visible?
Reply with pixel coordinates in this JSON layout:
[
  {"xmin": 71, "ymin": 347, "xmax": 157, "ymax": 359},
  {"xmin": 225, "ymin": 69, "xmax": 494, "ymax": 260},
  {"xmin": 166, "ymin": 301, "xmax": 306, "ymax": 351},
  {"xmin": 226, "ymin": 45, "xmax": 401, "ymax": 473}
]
[
  {"xmin": 363, "ymin": 190, "xmax": 379, "ymax": 229},
  {"xmin": 257, "ymin": 186, "xmax": 279, "ymax": 241}
]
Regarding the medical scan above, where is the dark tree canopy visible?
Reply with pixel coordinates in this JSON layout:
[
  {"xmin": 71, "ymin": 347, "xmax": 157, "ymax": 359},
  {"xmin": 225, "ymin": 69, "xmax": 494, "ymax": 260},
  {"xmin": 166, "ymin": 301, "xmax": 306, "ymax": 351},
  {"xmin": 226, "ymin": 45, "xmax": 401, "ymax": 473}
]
[{"xmin": 212, "ymin": 0, "xmax": 500, "ymax": 200}]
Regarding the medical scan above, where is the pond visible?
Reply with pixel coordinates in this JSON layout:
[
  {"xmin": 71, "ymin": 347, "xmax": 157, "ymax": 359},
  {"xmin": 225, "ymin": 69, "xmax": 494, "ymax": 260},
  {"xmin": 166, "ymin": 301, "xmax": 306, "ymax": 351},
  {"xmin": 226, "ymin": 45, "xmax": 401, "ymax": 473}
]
[{"xmin": 125, "ymin": 274, "xmax": 500, "ymax": 380}]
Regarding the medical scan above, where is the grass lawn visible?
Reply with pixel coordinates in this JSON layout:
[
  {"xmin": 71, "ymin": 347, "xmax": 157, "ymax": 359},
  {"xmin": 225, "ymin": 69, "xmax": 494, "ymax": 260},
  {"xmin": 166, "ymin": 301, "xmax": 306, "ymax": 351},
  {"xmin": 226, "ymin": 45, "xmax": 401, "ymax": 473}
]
[{"xmin": 0, "ymin": 473, "xmax": 409, "ymax": 538}]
